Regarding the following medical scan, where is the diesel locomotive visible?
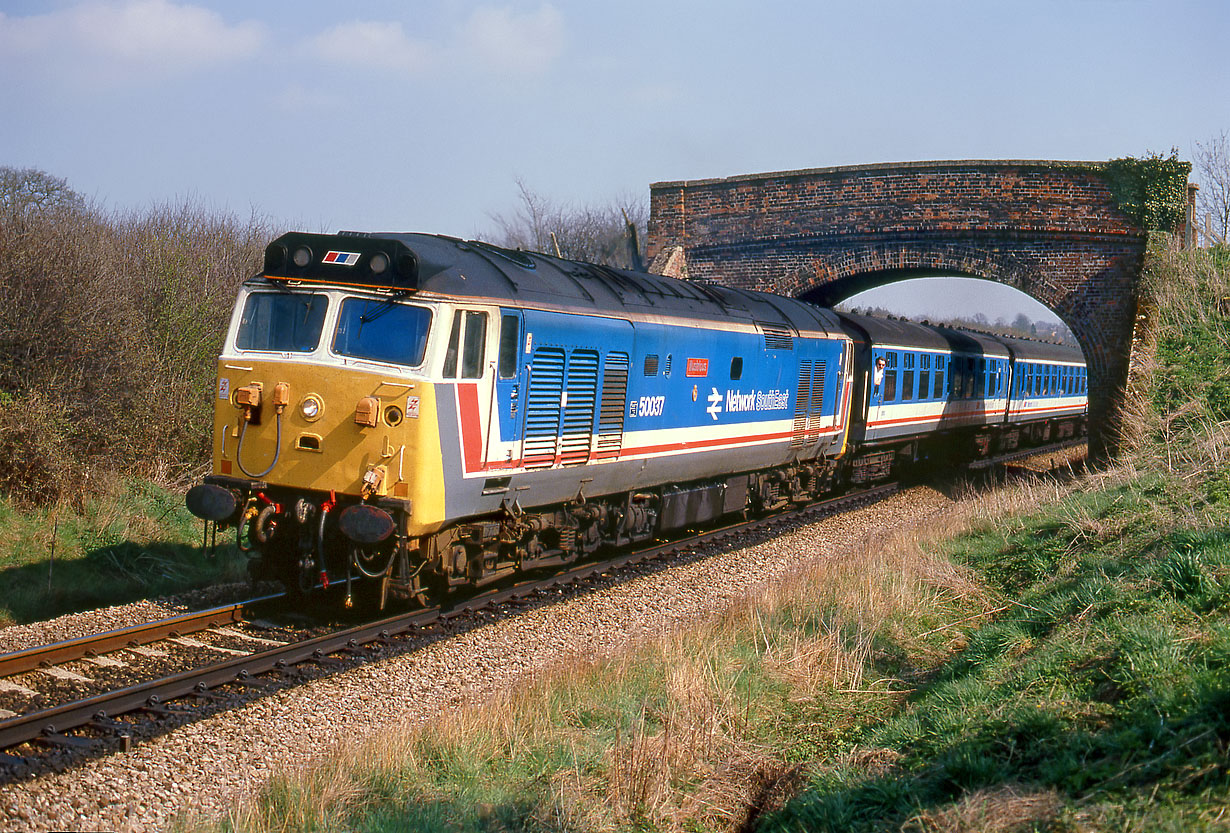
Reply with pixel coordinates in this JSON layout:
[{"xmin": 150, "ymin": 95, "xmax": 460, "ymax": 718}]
[{"xmin": 186, "ymin": 231, "xmax": 1087, "ymax": 606}]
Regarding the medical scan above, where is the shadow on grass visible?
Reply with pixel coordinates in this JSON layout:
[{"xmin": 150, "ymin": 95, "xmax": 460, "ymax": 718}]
[
  {"xmin": 355, "ymin": 798, "xmax": 591, "ymax": 833},
  {"xmin": 0, "ymin": 539, "xmax": 248, "ymax": 624},
  {"xmin": 759, "ymin": 672, "xmax": 1230, "ymax": 832}
]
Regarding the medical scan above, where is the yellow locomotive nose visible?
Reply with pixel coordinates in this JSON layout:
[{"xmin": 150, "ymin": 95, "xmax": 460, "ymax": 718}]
[{"xmin": 212, "ymin": 361, "xmax": 437, "ymax": 518}]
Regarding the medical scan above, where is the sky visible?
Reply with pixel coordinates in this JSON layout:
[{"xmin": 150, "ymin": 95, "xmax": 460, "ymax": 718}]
[{"xmin": 1, "ymin": 0, "xmax": 1227, "ymax": 326}]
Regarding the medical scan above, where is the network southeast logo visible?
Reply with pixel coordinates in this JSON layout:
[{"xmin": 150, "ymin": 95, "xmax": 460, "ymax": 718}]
[{"xmin": 706, "ymin": 388, "xmax": 791, "ymax": 420}]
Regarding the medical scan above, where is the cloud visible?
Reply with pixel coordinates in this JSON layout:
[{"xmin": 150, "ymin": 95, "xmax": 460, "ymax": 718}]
[
  {"xmin": 460, "ymin": 4, "xmax": 565, "ymax": 76},
  {"xmin": 305, "ymin": 4, "xmax": 565, "ymax": 79},
  {"xmin": 305, "ymin": 20, "xmax": 434, "ymax": 75},
  {"xmin": 0, "ymin": 0, "xmax": 265, "ymax": 81}
]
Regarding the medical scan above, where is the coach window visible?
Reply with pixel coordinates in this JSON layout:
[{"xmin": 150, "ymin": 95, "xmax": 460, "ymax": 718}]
[
  {"xmin": 919, "ymin": 355, "xmax": 931, "ymax": 402},
  {"xmin": 498, "ymin": 314, "xmax": 519, "ymax": 379},
  {"xmin": 933, "ymin": 356, "xmax": 945, "ymax": 399},
  {"xmin": 884, "ymin": 352, "xmax": 898, "ymax": 401},
  {"xmin": 730, "ymin": 357, "xmax": 743, "ymax": 380}
]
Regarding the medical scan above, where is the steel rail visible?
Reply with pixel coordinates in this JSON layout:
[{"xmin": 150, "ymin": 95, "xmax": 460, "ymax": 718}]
[
  {"xmin": 0, "ymin": 485, "xmax": 899, "ymax": 757},
  {"xmin": 0, "ymin": 448, "xmax": 1080, "ymax": 760},
  {"xmin": 0, "ymin": 594, "xmax": 283, "ymax": 679}
]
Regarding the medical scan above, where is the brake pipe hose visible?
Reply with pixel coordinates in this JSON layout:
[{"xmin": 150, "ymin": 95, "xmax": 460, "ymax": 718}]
[{"xmin": 236, "ymin": 410, "xmax": 283, "ymax": 478}]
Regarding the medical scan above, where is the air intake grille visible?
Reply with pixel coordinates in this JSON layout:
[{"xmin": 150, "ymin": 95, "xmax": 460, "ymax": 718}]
[
  {"xmin": 759, "ymin": 323, "xmax": 794, "ymax": 350},
  {"xmin": 792, "ymin": 359, "xmax": 828, "ymax": 447},
  {"xmin": 595, "ymin": 352, "xmax": 629, "ymax": 460},
  {"xmin": 522, "ymin": 348, "xmax": 564, "ymax": 468},
  {"xmin": 560, "ymin": 350, "xmax": 598, "ymax": 466}
]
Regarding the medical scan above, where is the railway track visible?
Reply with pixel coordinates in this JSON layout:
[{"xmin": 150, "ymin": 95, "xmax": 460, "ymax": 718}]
[
  {"xmin": 0, "ymin": 483, "xmax": 900, "ymax": 774},
  {"xmin": 0, "ymin": 439, "xmax": 1084, "ymax": 776}
]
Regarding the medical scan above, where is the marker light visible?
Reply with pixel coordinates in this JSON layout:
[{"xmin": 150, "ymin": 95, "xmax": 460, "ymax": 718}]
[
  {"xmin": 369, "ymin": 252, "xmax": 389, "ymax": 275},
  {"xmin": 292, "ymin": 246, "xmax": 312, "ymax": 268}
]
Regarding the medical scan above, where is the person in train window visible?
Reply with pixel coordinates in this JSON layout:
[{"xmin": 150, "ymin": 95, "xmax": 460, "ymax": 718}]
[{"xmin": 873, "ymin": 356, "xmax": 886, "ymax": 393}]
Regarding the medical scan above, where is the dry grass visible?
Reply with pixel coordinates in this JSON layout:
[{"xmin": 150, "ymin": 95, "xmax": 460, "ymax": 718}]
[
  {"xmin": 902, "ymin": 785, "xmax": 1063, "ymax": 833},
  {"xmin": 214, "ymin": 460, "xmax": 1090, "ymax": 833}
]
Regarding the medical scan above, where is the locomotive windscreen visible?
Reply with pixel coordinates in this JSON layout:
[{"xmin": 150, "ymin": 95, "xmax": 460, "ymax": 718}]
[
  {"xmin": 236, "ymin": 291, "xmax": 329, "ymax": 353},
  {"xmin": 333, "ymin": 299, "xmax": 432, "ymax": 367}
]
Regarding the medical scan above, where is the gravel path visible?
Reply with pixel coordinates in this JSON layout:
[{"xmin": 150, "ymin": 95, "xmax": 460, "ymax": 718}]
[{"xmin": 0, "ymin": 465, "xmax": 1077, "ymax": 831}]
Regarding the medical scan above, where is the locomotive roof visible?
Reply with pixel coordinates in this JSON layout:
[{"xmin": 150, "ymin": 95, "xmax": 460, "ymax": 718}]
[{"xmin": 257, "ymin": 231, "xmax": 848, "ymax": 338}]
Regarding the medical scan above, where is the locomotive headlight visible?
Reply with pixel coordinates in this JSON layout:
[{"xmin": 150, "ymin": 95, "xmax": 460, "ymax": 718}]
[
  {"xmin": 292, "ymin": 246, "xmax": 313, "ymax": 268},
  {"xmin": 369, "ymin": 252, "xmax": 389, "ymax": 275},
  {"xmin": 300, "ymin": 394, "xmax": 323, "ymax": 422}
]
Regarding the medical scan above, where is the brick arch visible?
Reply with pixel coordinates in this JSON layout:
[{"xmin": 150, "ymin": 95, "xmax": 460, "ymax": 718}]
[{"xmin": 646, "ymin": 160, "xmax": 1178, "ymax": 460}]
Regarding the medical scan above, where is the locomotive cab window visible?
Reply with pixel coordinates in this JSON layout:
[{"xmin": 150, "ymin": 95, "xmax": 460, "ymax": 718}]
[
  {"xmin": 498, "ymin": 314, "xmax": 520, "ymax": 379},
  {"xmin": 730, "ymin": 357, "xmax": 743, "ymax": 380},
  {"xmin": 443, "ymin": 310, "xmax": 488, "ymax": 379},
  {"xmin": 333, "ymin": 298, "xmax": 431, "ymax": 367},
  {"xmin": 236, "ymin": 292, "xmax": 329, "ymax": 353}
]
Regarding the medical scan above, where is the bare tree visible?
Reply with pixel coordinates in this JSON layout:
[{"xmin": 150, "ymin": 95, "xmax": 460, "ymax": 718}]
[
  {"xmin": 1193, "ymin": 131, "xmax": 1230, "ymax": 243},
  {"xmin": 0, "ymin": 166, "xmax": 85, "ymax": 219},
  {"xmin": 488, "ymin": 179, "xmax": 648, "ymax": 269}
]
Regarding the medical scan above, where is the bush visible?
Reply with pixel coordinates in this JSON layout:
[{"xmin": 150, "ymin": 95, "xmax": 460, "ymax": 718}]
[{"xmin": 0, "ymin": 167, "xmax": 271, "ymax": 504}]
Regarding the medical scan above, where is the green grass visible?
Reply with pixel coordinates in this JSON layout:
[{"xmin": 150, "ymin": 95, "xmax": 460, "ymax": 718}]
[
  {"xmin": 762, "ymin": 481, "xmax": 1230, "ymax": 831},
  {"xmin": 0, "ymin": 478, "xmax": 247, "ymax": 624}
]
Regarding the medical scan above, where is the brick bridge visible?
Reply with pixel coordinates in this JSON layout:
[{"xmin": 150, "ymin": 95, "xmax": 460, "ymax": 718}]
[{"xmin": 646, "ymin": 159, "xmax": 1172, "ymax": 460}]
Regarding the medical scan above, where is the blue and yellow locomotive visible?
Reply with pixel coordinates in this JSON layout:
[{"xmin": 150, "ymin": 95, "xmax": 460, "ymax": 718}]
[{"xmin": 186, "ymin": 231, "xmax": 1086, "ymax": 605}]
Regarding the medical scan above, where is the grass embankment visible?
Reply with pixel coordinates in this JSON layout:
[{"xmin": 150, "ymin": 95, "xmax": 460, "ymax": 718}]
[
  {"xmin": 0, "ymin": 477, "xmax": 244, "ymax": 625},
  {"xmin": 202, "ymin": 243, "xmax": 1230, "ymax": 833}
]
